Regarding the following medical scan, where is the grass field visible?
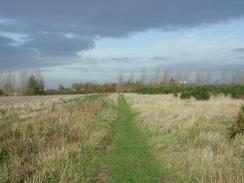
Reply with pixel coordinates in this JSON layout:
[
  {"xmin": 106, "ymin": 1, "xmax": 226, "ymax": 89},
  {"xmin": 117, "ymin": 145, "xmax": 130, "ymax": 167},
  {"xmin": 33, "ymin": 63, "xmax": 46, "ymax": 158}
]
[
  {"xmin": 125, "ymin": 94, "xmax": 244, "ymax": 183},
  {"xmin": 0, "ymin": 94, "xmax": 243, "ymax": 183},
  {"xmin": 0, "ymin": 94, "xmax": 116, "ymax": 182}
]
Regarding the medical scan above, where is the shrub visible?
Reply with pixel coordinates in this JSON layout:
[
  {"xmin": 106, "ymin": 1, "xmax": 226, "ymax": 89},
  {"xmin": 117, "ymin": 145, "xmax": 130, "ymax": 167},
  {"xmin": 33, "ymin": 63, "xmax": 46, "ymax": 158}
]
[
  {"xmin": 192, "ymin": 90, "xmax": 210, "ymax": 100},
  {"xmin": 135, "ymin": 85, "xmax": 244, "ymax": 100},
  {"xmin": 231, "ymin": 89, "xmax": 244, "ymax": 99},
  {"xmin": 0, "ymin": 89, "xmax": 3, "ymax": 96},
  {"xmin": 180, "ymin": 91, "xmax": 191, "ymax": 99},
  {"xmin": 228, "ymin": 105, "xmax": 244, "ymax": 139}
]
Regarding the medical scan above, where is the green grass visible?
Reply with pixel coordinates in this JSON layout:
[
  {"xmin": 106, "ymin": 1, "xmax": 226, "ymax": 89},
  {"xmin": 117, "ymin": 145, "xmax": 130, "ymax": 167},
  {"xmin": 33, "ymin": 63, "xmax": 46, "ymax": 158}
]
[{"xmin": 107, "ymin": 95, "xmax": 164, "ymax": 183}]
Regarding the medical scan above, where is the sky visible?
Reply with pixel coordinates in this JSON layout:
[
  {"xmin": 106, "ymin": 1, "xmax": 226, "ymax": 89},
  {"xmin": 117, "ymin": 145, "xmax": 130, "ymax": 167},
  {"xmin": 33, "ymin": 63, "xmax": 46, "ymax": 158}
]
[{"xmin": 0, "ymin": 0, "xmax": 244, "ymax": 88}]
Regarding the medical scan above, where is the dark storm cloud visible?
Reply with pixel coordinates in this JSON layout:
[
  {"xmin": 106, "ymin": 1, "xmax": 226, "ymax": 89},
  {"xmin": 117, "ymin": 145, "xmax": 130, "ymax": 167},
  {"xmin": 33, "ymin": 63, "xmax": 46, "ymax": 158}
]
[
  {"xmin": 1, "ymin": 0, "xmax": 244, "ymax": 35},
  {"xmin": 22, "ymin": 33, "xmax": 94, "ymax": 56},
  {"xmin": 0, "ymin": 35, "xmax": 36, "ymax": 70},
  {"xmin": 0, "ymin": 0, "xmax": 244, "ymax": 69}
]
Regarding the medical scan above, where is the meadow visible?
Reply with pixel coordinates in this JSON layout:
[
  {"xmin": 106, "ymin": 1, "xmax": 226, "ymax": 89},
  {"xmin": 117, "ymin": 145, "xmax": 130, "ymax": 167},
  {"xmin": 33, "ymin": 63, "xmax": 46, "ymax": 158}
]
[
  {"xmin": 125, "ymin": 94, "xmax": 244, "ymax": 182},
  {"xmin": 0, "ymin": 94, "xmax": 116, "ymax": 182},
  {"xmin": 0, "ymin": 93, "xmax": 243, "ymax": 183}
]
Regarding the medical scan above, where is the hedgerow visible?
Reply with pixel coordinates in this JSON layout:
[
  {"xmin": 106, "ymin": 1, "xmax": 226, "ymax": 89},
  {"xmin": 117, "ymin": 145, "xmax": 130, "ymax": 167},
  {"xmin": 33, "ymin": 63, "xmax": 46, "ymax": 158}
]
[{"xmin": 135, "ymin": 85, "xmax": 244, "ymax": 100}]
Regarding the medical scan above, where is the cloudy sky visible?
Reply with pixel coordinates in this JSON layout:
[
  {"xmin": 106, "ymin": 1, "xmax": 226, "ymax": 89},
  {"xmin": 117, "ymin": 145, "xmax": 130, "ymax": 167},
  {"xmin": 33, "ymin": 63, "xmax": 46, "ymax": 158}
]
[{"xmin": 0, "ymin": 0, "xmax": 244, "ymax": 87}]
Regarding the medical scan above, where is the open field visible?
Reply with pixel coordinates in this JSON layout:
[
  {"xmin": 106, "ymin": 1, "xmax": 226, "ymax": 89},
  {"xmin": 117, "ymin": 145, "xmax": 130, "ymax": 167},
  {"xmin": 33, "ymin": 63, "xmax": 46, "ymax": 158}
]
[
  {"xmin": 0, "ymin": 93, "xmax": 243, "ymax": 183},
  {"xmin": 125, "ymin": 94, "xmax": 244, "ymax": 183},
  {"xmin": 0, "ymin": 95, "xmax": 83, "ymax": 108},
  {"xmin": 0, "ymin": 94, "xmax": 116, "ymax": 182}
]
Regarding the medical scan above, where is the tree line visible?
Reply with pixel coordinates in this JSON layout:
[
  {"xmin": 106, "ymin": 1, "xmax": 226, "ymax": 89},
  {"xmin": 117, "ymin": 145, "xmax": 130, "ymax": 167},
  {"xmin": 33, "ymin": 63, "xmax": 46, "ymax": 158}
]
[
  {"xmin": 0, "ymin": 70, "xmax": 45, "ymax": 96},
  {"xmin": 0, "ymin": 68, "xmax": 244, "ymax": 96},
  {"xmin": 116, "ymin": 68, "xmax": 244, "ymax": 92}
]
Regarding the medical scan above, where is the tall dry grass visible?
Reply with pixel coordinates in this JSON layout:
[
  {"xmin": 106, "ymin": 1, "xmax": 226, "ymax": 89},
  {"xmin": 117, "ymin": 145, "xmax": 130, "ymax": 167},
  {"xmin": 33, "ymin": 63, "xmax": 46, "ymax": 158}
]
[
  {"xmin": 125, "ymin": 94, "xmax": 244, "ymax": 183},
  {"xmin": 0, "ymin": 95, "xmax": 115, "ymax": 183}
]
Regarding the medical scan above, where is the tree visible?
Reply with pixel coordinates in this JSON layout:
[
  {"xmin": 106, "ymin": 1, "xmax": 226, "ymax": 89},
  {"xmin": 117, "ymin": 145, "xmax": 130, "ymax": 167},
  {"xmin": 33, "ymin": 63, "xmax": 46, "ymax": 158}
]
[
  {"xmin": 152, "ymin": 67, "xmax": 160, "ymax": 86},
  {"xmin": 220, "ymin": 71, "xmax": 227, "ymax": 85},
  {"xmin": 58, "ymin": 85, "xmax": 65, "ymax": 91},
  {"xmin": 3, "ymin": 72, "xmax": 14, "ymax": 96},
  {"xmin": 35, "ymin": 70, "xmax": 45, "ymax": 95},
  {"xmin": 27, "ymin": 74, "xmax": 39, "ymax": 95},
  {"xmin": 175, "ymin": 71, "xmax": 181, "ymax": 83},
  {"xmin": 195, "ymin": 71, "xmax": 206, "ymax": 85},
  {"xmin": 232, "ymin": 68, "xmax": 239, "ymax": 84},
  {"xmin": 19, "ymin": 70, "xmax": 29, "ymax": 96},
  {"xmin": 240, "ymin": 70, "xmax": 244, "ymax": 84},
  {"xmin": 206, "ymin": 71, "xmax": 212, "ymax": 85},
  {"xmin": 139, "ymin": 68, "xmax": 146, "ymax": 85},
  {"xmin": 162, "ymin": 69, "xmax": 170, "ymax": 85},
  {"xmin": 38, "ymin": 80, "xmax": 45, "ymax": 95},
  {"xmin": 117, "ymin": 71, "xmax": 124, "ymax": 93},
  {"xmin": 128, "ymin": 70, "xmax": 134, "ymax": 84},
  {"xmin": 27, "ymin": 75, "xmax": 38, "ymax": 95}
]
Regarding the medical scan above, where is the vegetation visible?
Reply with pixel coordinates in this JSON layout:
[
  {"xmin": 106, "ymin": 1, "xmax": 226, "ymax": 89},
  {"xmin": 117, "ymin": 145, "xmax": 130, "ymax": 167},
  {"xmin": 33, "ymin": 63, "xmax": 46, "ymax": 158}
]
[
  {"xmin": 180, "ymin": 91, "xmax": 191, "ymax": 99},
  {"xmin": 125, "ymin": 94, "xmax": 244, "ymax": 182},
  {"xmin": 136, "ymin": 85, "xmax": 244, "ymax": 100},
  {"xmin": 228, "ymin": 105, "xmax": 244, "ymax": 139},
  {"xmin": 1, "ymin": 68, "xmax": 244, "ymax": 98},
  {"xmin": 0, "ymin": 70, "xmax": 45, "ymax": 96},
  {"xmin": 0, "ymin": 95, "xmax": 115, "ymax": 182},
  {"xmin": 0, "ymin": 93, "xmax": 243, "ymax": 182},
  {"xmin": 27, "ymin": 74, "xmax": 45, "ymax": 95},
  {"xmin": 0, "ymin": 89, "xmax": 3, "ymax": 96},
  {"xmin": 191, "ymin": 88, "xmax": 210, "ymax": 100},
  {"xmin": 107, "ymin": 95, "xmax": 163, "ymax": 182}
]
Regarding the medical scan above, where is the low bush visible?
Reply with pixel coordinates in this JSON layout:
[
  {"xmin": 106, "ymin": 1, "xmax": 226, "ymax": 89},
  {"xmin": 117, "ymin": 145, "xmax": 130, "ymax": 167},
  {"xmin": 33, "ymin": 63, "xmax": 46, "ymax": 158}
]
[
  {"xmin": 0, "ymin": 89, "xmax": 3, "ymax": 96},
  {"xmin": 180, "ymin": 91, "xmax": 191, "ymax": 99},
  {"xmin": 135, "ymin": 85, "xmax": 244, "ymax": 100},
  {"xmin": 192, "ymin": 88, "xmax": 210, "ymax": 100},
  {"xmin": 231, "ymin": 89, "xmax": 244, "ymax": 99},
  {"xmin": 228, "ymin": 105, "xmax": 244, "ymax": 139},
  {"xmin": 193, "ymin": 91, "xmax": 210, "ymax": 100}
]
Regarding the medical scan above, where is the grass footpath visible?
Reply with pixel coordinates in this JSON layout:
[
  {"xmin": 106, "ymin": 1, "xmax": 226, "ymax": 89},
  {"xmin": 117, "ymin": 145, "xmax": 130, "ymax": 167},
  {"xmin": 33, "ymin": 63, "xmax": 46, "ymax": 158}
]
[{"xmin": 107, "ymin": 95, "xmax": 164, "ymax": 183}]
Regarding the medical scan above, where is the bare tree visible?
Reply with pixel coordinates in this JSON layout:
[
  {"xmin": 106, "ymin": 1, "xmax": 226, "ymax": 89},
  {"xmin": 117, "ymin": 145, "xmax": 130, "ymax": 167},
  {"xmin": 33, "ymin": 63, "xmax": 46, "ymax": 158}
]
[
  {"xmin": 174, "ymin": 71, "xmax": 182, "ymax": 84},
  {"xmin": 3, "ymin": 72, "xmax": 15, "ymax": 96},
  {"xmin": 181, "ymin": 71, "xmax": 187, "ymax": 82},
  {"xmin": 35, "ymin": 70, "xmax": 45, "ymax": 94},
  {"xmin": 206, "ymin": 71, "xmax": 212, "ymax": 85},
  {"xmin": 128, "ymin": 70, "xmax": 134, "ymax": 84},
  {"xmin": 139, "ymin": 68, "xmax": 146, "ymax": 85},
  {"xmin": 231, "ymin": 68, "xmax": 244, "ymax": 85},
  {"xmin": 195, "ymin": 71, "xmax": 205, "ymax": 85},
  {"xmin": 232, "ymin": 68, "xmax": 238, "ymax": 84},
  {"xmin": 220, "ymin": 71, "xmax": 227, "ymax": 85},
  {"xmin": 152, "ymin": 67, "xmax": 160, "ymax": 85},
  {"xmin": 240, "ymin": 70, "xmax": 244, "ymax": 84},
  {"xmin": 162, "ymin": 69, "xmax": 170, "ymax": 85},
  {"xmin": 116, "ymin": 71, "xmax": 124, "ymax": 93},
  {"xmin": 19, "ymin": 70, "xmax": 29, "ymax": 96}
]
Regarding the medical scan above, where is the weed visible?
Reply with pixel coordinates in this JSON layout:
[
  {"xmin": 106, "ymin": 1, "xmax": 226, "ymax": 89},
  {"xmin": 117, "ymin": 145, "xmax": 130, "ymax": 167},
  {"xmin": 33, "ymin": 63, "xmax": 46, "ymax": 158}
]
[{"xmin": 228, "ymin": 105, "xmax": 244, "ymax": 138}]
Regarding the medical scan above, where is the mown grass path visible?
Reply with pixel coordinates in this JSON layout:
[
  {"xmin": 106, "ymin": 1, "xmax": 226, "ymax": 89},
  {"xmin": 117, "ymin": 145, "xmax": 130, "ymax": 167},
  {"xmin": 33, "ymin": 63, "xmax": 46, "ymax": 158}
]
[{"xmin": 107, "ymin": 95, "xmax": 164, "ymax": 183}]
